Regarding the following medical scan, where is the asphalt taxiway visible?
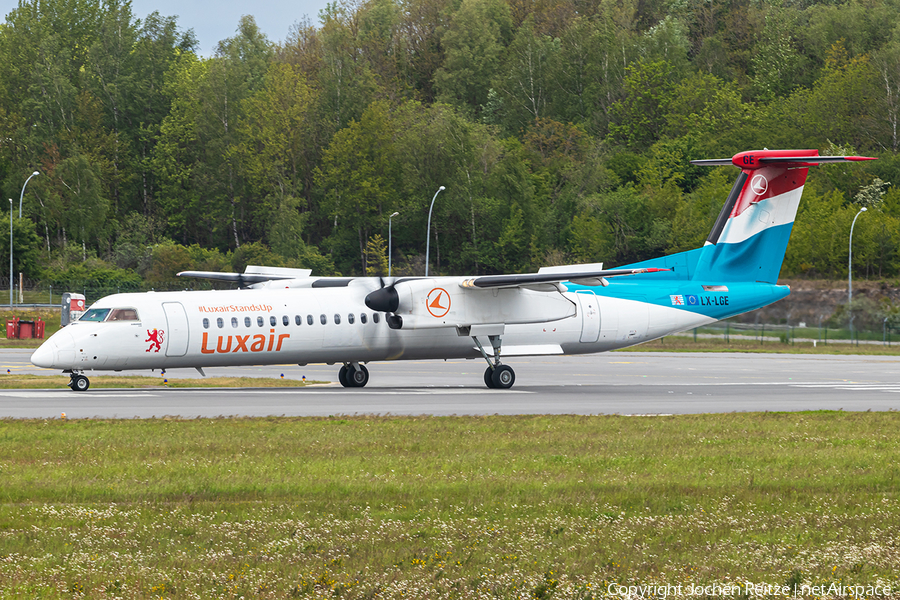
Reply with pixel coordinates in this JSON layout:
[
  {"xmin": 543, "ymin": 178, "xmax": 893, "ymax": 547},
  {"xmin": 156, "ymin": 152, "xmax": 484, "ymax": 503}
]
[{"xmin": 1, "ymin": 349, "xmax": 899, "ymax": 418}]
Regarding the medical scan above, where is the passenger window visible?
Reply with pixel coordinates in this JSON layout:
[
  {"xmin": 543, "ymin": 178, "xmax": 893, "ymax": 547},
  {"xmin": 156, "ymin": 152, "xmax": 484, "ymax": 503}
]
[
  {"xmin": 108, "ymin": 308, "xmax": 139, "ymax": 321},
  {"xmin": 231, "ymin": 317, "xmax": 238, "ymax": 328},
  {"xmin": 360, "ymin": 313, "xmax": 367, "ymax": 324},
  {"xmin": 270, "ymin": 316, "xmax": 277, "ymax": 327},
  {"xmin": 217, "ymin": 318, "xmax": 224, "ymax": 328},
  {"xmin": 373, "ymin": 313, "xmax": 380, "ymax": 324},
  {"xmin": 257, "ymin": 316, "xmax": 264, "ymax": 327},
  {"xmin": 244, "ymin": 317, "xmax": 251, "ymax": 328},
  {"xmin": 334, "ymin": 314, "xmax": 341, "ymax": 325},
  {"xmin": 307, "ymin": 315, "xmax": 314, "ymax": 325},
  {"xmin": 320, "ymin": 314, "xmax": 327, "ymax": 325},
  {"xmin": 203, "ymin": 318, "xmax": 209, "ymax": 329},
  {"xmin": 348, "ymin": 313, "xmax": 355, "ymax": 324},
  {"xmin": 295, "ymin": 315, "xmax": 302, "ymax": 326},
  {"xmin": 282, "ymin": 315, "xmax": 289, "ymax": 326}
]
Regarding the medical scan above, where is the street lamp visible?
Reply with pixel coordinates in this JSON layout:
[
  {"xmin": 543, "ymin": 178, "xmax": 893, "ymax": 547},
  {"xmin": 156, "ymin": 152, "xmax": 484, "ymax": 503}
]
[
  {"xmin": 848, "ymin": 206, "xmax": 867, "ymax": 341},
  {"xmin": 388, "ymin": 211, "xmax": 399, "ymax": 277},
  {"xmin": 424, "ymin": 186, "xmax": 445, "ymax": 277},
  {"xmin": 8, "ymin": 199, "xmax": 12, "ymax": 306},
  {"xmin": 19, "ymin": 171, "xmax": 39, "ymax": 219}
]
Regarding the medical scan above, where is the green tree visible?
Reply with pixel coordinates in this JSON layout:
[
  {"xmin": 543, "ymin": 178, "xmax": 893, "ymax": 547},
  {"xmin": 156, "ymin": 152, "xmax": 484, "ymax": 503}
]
[
  {"xmin": 392, "ymin": 101, "xmax": 505, "ymax": 274},
  {"xmin": 608, "ymin": 59, "xmax": 677, "ymax": 149},
  {"xmin": 317, "ymin": 0, "xmax": 379, "ymax": 132},
  {"xmin": 152, "ymin": 17, "xmax": 272, "ymax": 249},
  {"xmin": 548, "ymin": 16, "xmax": 629, "ymax": 135},
  {"xmin": 235, "ymin": 62, "xmax": 317, "ymax": 234},
  {"xmin": 316, "ymin": 101, "xmax": 400, "ymax": 273},
  {"xmin": 872, "ymin": 42, "xmax": 900, "ymax": 152},
  {"xmin": 493, "ymin": 17, "xmax": 559, "ymax": 132},
  {"xmin": 0, "ymin": 216, "xmax": 43, "ymax": 280},
  {"xmin": 434, "ymin": 0, "xmax": 513, "ymax": 115},
  {"xmin": 751, "ymin": 5, "xmax": 804, "ymax": 102},
  {"xmin": 365, "ymin": 234, "xmax": 389, "ymax": 276}
]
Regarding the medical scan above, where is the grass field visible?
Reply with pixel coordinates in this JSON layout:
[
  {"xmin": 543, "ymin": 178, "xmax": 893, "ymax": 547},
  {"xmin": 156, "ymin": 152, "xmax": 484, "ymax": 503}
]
[
  {"xmin": 625, "ymin": 337, "xmax": 900, "ymax": 355},
  {"xmin": 1, "ymin": 414, "xmax": 898, "ymax": 598}
]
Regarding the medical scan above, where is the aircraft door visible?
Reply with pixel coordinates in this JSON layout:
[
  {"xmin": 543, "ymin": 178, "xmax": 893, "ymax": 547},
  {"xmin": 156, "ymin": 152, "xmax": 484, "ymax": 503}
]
[
  {"xmin": 576, "ymin": 291, "xmax": 601, "ymax": 343},
  {"xmin": 163, "ymin": 302, "xmax": 189, "ymax": 357}
]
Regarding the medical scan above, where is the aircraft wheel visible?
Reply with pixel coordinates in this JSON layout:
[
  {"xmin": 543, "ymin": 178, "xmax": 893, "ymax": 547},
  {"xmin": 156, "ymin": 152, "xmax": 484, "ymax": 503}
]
[
  {"xmin": 70, "ymin": 375, "xmax": 90, "ymax": 392},
  {"xmin": 338, "ymin": 365, "xmax": 350, "ymax": 387},
  {"xmin": 483, "ymin": 367, "xmax": 496, "ymax": 389},
  {"xmin": 349, "ymin": 365, "xmax": 369, "ymax": 388},
  {"xmin": 490, "ymin": 365, "xmax": 515, "ymax": 389}
]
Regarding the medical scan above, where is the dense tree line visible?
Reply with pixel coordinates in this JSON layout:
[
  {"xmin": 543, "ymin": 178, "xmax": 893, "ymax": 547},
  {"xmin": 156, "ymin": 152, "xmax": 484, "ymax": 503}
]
[{"xmin": 2, "ymin": 0, "xmax": 900, "ymax": 287}]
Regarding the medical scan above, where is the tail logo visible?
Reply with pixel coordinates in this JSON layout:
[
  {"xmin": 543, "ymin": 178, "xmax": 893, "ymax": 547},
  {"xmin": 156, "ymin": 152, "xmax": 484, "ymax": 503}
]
[{"xmin": 750, "ymin": 175, "xmax": 768, "ymax": 195}]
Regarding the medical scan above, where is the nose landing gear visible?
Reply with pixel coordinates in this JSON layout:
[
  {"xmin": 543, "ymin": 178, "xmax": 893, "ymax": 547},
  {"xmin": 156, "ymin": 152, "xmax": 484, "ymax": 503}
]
[{"xmin": 68, "ymin": 372, "xmax": 90, "ymax": 391}]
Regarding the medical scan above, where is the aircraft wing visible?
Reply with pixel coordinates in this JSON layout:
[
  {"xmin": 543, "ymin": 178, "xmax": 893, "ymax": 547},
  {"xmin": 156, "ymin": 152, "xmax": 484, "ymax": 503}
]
[
  {"xmin": 462, "ymin": 267, "xmax": 672, "ymax": 289},
  {"xmin": 176, "ymin": 271, "xmax": 290, "ymax": 285}
]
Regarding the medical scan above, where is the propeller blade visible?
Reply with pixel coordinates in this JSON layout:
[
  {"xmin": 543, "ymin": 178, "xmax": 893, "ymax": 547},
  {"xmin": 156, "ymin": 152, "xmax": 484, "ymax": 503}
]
[{"xmin": 365, "ymin": 278, "xmax": 400, "ymax": 312}]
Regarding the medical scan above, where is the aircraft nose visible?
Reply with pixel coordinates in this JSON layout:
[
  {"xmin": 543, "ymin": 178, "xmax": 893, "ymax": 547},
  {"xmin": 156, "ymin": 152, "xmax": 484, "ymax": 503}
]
[
  {"xmin": 31, "ymin": 339, "xmax": 58, "ymax": 368},
  {"xmin": 31, "ymin": 329, "xmax": 75, "ymax": 369}
]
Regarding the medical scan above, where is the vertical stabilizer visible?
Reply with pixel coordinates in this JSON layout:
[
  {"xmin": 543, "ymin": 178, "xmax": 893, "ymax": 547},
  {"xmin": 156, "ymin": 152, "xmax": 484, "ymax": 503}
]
[{"xmin": 690, "ymin": 150, "xmax": 874, "ymax": 283}]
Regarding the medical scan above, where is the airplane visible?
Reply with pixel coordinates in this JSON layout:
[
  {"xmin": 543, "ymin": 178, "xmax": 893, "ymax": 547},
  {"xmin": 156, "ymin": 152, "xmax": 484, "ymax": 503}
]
[{"xmin": 31, "ymin": 149, "xmax": 874, "ymax": 391}]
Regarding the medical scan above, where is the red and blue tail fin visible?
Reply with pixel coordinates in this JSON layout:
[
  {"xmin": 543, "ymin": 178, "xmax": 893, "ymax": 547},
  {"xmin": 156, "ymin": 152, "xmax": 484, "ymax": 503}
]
[{"xmin": 691, "ymin": 150, "xmax": 875, "ymax": 283}]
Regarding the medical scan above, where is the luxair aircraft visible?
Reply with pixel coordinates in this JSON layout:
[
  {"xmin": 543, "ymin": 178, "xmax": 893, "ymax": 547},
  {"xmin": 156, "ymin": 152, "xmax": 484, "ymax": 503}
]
[{"xmin": 32, "ymin": 149, "xmax": 873, "ymax": 391}]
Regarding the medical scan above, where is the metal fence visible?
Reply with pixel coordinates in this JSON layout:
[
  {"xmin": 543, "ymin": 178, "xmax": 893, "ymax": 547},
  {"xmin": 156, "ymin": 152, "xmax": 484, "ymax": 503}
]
[
  {"xmin": 0, "ymin": 278, "xmax": 233, "ymax": 308},
  {"xmin": 669, "ymin": 321, "xmax": 898, "ymax": 346}
]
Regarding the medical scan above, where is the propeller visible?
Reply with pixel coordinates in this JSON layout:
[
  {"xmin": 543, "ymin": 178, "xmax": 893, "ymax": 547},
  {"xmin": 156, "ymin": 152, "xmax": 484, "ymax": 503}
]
[
  {"xmin": 365, "ymin": 277, "xmax": 399, "ymax": 312},
  {"xmin": 365, "ymin": 277, "xmax": 403, "ymax": 328}
]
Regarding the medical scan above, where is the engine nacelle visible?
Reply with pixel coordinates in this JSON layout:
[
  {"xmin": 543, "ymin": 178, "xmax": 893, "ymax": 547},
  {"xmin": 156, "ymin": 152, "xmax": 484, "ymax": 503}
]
[{"xmin": 388, "ymin": 279, "xmax": 576, "ymax": 330}]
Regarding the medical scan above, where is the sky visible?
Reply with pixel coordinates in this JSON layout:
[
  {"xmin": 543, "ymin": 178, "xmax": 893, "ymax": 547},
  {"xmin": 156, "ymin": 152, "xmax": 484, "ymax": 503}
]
[{"xmin": 0, "ymin": 0, "xmax": 332, "ymax": 55}]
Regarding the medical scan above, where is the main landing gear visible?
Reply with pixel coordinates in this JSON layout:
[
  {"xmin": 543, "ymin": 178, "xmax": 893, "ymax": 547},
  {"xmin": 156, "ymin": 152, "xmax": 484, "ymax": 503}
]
[
  {"xmin": 67, "ymin": 371, "xmax": 90, "ymax": 391},
  {"xmin": 473, "ymin": 334, "xmax": 516, "ymax": 389},
  {"xmin": 338, "ymin": 363, "xmax": 369, "ymax": 388}
]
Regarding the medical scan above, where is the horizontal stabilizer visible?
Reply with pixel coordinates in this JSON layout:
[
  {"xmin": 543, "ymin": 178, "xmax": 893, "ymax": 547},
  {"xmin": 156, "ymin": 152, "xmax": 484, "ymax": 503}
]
[{"xmin": 691, "ymin": 151, "xmax": 876, "ymax": 170}]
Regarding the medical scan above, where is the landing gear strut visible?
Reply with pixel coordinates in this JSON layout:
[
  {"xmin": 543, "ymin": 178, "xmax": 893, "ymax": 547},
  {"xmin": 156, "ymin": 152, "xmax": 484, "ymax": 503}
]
[
  {"xmin": 474, "ymin": 334, "xmax": 516, "ymax": 389},
  {"xmin": 338, "ymin": 363, "xmax": 369, "ymax": 388},
  {"xmin": 68, "ymin": 372, "xmax": 90, "ymax": 391}
]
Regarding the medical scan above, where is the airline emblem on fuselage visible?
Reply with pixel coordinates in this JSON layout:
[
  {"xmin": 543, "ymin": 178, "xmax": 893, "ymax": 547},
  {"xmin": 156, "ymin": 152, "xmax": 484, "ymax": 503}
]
[
  {"xmin": 426, "ymin": 287, "xmax": 451, "ymax": 318},
  {"xmin": 145, "ymin": 329, "xmax": 165, "ymax": 353},
  {"xmin": 750, "ymin": 175, "xmax": 768, "ymax": 196}
]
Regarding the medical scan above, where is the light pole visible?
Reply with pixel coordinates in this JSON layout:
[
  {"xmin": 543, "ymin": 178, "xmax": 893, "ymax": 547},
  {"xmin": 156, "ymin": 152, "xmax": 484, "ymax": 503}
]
[
  {"xmin": 19, "ymin": 171, "xmax": 39, "ymax": 219},
  {"xmin": 388, "ymin": 211, "xmax": 399, "ymax": 277},
  {"xmin": 8, "ymin": 199, "xmax": 12, "ymax": 306},
  {"xmin": 848, "ymin": 206, "xmax": 867, "ymax": 342},
  {"xmin": 424, "ymin": 186, "xmax": 445, "ymax": 277}
]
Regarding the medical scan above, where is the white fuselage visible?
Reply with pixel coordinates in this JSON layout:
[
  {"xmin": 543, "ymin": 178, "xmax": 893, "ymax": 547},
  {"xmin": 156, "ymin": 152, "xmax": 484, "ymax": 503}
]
[{"xmin": 32, "ymin": 278, "xmax": 713, "ymax": 372}]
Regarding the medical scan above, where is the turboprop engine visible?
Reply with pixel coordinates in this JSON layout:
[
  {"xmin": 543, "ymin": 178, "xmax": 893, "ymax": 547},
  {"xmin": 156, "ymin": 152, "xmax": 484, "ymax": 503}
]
[{"xmin": 365, "ymin": 278, "xmax": 576, "ymax": 330}]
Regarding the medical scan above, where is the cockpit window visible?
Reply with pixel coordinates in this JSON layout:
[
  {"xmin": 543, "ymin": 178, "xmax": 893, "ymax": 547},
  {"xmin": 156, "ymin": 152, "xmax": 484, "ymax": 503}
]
[
  {"xmin": 79, "ymin": 308, "xmax": 111, "ymax": 322},
  {"xmin": 108, "ymin": 308, "xmax": 139, "ymax": 321}
]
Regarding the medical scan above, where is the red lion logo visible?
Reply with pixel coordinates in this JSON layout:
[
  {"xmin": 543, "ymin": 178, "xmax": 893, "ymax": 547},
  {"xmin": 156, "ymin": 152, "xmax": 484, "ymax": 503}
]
[{"xmin": 145, "ymin": 329, "xmax": 165, "ymax": 353}]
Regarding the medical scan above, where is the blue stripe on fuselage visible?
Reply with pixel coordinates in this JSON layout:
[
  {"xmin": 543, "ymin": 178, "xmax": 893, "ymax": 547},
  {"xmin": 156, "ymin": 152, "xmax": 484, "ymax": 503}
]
[
  {"xmin": 566, "ymin": 280, "xmax": 789, "ymax": 321},
  {"xmin": 566, "ymin": 224, "xmax": 795, "ymax": 319}
]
